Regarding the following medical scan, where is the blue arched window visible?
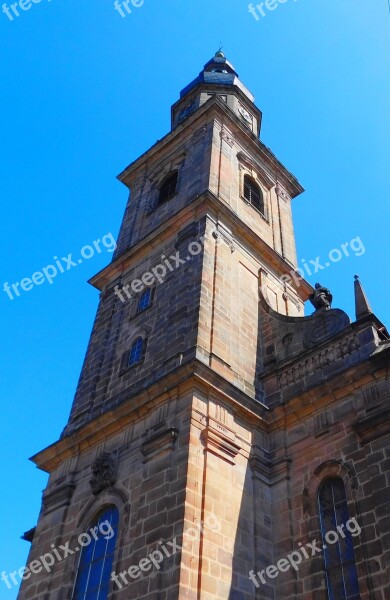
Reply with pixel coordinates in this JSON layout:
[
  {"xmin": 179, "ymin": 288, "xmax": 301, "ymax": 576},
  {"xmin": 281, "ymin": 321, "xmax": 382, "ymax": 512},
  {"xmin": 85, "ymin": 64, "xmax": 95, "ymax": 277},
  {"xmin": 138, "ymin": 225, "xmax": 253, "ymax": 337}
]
[
  {"xmin": 72, "ymin": 505, "xmax": 119, "ymax": 600},
  {"xmin": 128, "ymin": 336, "xmax": 145, "ymax": 366},
  {"xmin": 318, "ymin": 478, "xmax": 360, "ymax": 600},
  {"xmin": 137, "ymin": 288, "xmax": 152, "ymax": 313}
]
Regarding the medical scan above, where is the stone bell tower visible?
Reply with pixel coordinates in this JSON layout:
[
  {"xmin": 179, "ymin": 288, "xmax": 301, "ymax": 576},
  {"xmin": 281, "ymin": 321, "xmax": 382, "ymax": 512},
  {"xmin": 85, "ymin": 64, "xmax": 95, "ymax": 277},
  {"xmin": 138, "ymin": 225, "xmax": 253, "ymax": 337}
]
[{"xmin": 17, "ymin": 52, "xmax": 390, "ymax": 600}]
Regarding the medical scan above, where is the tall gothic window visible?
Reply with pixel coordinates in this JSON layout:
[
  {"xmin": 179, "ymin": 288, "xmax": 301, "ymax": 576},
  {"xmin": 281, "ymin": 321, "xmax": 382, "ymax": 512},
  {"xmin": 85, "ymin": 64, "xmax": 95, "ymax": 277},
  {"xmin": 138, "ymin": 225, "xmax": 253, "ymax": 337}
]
[
  {"xmin": 318, "ymin": 478, "xmax": 360, "ymax": 600},
  {"xmin": 243, "ymin": 175, "xmax": 264, "ymax": 213},
  {"xmin": 137, "ymin": 288, "xmax": 152, "ymax": 313},
  {"xmin": 72, "ymin": 505, "xmax": 119, "ymax": 600},
  {"xmin": 128, "ymin": 336, "xmax": 145, "ymax": 366},
  {"xmin": 158, "ymin": 171, "xmax": 178, "ymax": 205}
]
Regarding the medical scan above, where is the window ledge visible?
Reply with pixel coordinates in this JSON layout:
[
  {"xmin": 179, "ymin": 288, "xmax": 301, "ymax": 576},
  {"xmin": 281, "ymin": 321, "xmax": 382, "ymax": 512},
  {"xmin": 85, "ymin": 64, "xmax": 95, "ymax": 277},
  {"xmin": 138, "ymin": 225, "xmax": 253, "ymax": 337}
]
[
  {"xmin": 156, "ymin": 192, "xmax": 178, "ymax": 209},
  {"xmin": 119, "ymin": 359, "xmax": 144, "ymax": 376},
  {"xmin": 130, "ymin": 304, "xmax": 152, "ymax": 321},
  {"xmin": 240, "ymin": 195, "xmax": 269, "ymax": 223}
]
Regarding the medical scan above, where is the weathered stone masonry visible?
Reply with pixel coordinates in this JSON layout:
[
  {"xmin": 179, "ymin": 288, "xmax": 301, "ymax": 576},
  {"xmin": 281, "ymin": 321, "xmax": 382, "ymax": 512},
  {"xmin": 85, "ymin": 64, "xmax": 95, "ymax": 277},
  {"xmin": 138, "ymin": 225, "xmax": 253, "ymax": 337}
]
[{"xmin": 18, "ymin": 53, "xmax": 390, "ymax": 600}]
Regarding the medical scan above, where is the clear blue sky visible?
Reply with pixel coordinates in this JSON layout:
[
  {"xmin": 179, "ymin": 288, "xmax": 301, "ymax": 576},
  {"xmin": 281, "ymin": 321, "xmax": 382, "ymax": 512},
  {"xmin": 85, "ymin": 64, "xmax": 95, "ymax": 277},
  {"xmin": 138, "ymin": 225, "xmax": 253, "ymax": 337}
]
[{"xmin": 0, "ymin": 0, "xmax": 389, "ymax": 596}]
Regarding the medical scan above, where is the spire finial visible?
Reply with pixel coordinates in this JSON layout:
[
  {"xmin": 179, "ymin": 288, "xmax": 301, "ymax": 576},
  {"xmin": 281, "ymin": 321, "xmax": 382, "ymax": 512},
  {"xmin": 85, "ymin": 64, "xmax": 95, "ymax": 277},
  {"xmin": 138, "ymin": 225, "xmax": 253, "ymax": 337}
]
[{"xmin": 215, "ymin": 44, "xmax": 225, "ymax": 58}]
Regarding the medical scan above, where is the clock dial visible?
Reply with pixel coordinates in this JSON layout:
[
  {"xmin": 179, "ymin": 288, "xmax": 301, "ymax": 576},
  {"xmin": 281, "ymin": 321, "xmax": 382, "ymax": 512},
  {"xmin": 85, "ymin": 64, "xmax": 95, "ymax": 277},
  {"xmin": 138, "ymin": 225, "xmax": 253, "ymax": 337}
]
[
  {"xmin": 179, "ymin": 102, "xmax": 195, "ymax": 121},
  {"xmin": 238, "ymin": 106, "xmax": 252, "ymax": 124}
]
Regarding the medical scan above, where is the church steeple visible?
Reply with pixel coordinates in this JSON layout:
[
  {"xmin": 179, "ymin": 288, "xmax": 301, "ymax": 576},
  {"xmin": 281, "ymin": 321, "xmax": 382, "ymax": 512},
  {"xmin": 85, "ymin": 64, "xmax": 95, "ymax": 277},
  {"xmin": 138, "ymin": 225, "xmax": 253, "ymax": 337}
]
[
  {"xmin": 171, "ymin": 51, "xmax": 262, "ymax": 136},
  {"xmin": 16, "ymin": 53, "xmax": 390, "ymax": 600}
]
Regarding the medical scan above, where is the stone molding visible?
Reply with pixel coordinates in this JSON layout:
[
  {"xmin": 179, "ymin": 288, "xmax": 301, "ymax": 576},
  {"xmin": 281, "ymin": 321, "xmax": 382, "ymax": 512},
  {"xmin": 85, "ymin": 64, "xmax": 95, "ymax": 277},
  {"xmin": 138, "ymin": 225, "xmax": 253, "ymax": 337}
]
[
  {"xmin": 201, "ymin": 416, "xmax": 240, "ymax": 465},
  {"xmin": 250, "ymin": 448, "xmax": 291, "ymax": 486},
  {"xmin": 212, "ymin": 224, "xmax": 235, "ymax": 253},
  {"xmin": 278, "ymin": 332, "xmax": 359, "ymax": 389},
  {"xmin": 303, "ymin": 460, "xmax": 358, "ymax": 517},
  {"xmin": 140, "ymin": 424, "xmax": 179, "ymax": 462},
  {"xmin": 192, "ymin": 124, "xmax": 209, "ymax": 144},
  {"xmin": 275, "ymin": 182, "xmax": 291, "ymax": 202},
  {"xmin": 220, "ymin": 126, "xmax": 235, "ymax": 147},
  {"xmin": 353, "ymin": 407, "xmax": 390, "ymax": 445},
  {"xmin": 237, "ymin": 151, "xmax": 274, "ymax": 190},
  {"xmin": 303, "ymin": 311, "xmax": 351, "ymax": 349},
  {"xmin": 361, "ymin": 381, "xmax": 389, "ymax": 410},
  {"xmin": 174, "ymin": 221, "xmax": 202, "ymax": 249},
  {"xmin": 43, "ymin": 481, "xmax": 76, "ymax": 515}
]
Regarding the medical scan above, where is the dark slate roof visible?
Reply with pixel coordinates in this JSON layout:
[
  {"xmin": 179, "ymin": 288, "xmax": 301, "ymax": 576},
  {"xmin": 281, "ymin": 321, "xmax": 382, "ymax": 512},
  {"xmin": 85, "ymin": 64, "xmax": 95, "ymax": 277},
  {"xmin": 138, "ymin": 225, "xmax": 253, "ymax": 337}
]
[{"xmin": 180, "ymin": 53, "xmax": 254, "ymax": 101}]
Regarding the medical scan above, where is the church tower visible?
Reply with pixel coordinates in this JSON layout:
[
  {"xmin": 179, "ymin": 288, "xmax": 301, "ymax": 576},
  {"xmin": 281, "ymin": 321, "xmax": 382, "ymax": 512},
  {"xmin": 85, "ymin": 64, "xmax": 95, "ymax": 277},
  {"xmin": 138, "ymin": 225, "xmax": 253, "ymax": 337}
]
[{"xmin": 17, "ymin": 53, "xmax": 390, "ymax": 600}]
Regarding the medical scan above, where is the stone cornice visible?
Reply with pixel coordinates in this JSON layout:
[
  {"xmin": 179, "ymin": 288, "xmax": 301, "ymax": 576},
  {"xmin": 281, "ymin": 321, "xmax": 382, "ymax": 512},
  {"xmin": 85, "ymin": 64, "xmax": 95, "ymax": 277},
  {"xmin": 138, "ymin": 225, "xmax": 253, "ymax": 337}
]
[
  {"xmin": 250, "ymin": 449, "xmax": 291, "ymax": 486},
  {"xmin": 170, "ymin": 81, "xmax": 260, "ymax": 125},
  {"xmin": 88, "ymin": 191, "xmax": 313, "ymax": 300},
  {"xmin": 29, "ymin": 354, "xmax": 388, "ymax": 474},
  {"xmin": 201, "ymin": 417, "xmax": 241, "ymax": 465},
  {"xmin": 30, "ymin": 360, "xmax": 269, "ymax": 474},
  {"xmin": 117, "ymin": 95, "xmax": 304, "ymax": 199},
  {"xmin": 352, "ymin": 408, "xmax": 390, "ymax": 445},
  {"xmin": 140, "ymin": 425, "xmax": 179, "ymax": 462},
  {"xmin": 269, "ymin": 359, "xmax": 389, "ymax": 430},
  {"xmin": 42, "ymin": 481, "xmax": 76, "ymax": 515}
]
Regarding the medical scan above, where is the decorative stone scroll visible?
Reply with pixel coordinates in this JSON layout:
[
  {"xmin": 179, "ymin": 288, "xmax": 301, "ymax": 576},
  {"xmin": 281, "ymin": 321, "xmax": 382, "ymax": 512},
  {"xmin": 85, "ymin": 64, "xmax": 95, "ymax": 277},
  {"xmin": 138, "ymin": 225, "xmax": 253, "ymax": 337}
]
[{"xmin": 303, "ymin": 309, "xmax": 350, "ymax": 349}]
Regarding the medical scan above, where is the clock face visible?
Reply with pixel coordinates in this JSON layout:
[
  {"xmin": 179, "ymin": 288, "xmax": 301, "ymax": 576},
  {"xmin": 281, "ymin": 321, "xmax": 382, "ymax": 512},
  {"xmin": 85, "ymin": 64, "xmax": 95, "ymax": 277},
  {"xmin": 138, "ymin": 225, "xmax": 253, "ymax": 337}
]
[
  {"xmin": 179, "ymin": 102, "xmax": 195, "ymax": 121},
  {"xmin": 239, "ymin": 106, "xmax": 252, "ymax": 124}
]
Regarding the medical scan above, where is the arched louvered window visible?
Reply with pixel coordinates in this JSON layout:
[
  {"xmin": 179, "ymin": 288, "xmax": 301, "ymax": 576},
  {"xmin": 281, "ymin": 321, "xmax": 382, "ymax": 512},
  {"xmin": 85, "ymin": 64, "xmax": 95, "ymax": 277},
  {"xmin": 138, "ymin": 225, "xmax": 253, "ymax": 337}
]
[
  {"xmin": 128, "ymin": 336, "xmax": 145, "ymax": 366},
  {"xmin": 158, "ymin": 171, "xmax": 178, "ymax": 205},
  {"xmin": 243, "ymin": 175, "xmax": 264, "ymax": 213},
  {"xmin": 72, "ymin": 505, "xmax": 119, "ymax": 600},
  {"xmin": 137, "ymin": 288, "xmax": 152, "ymax": 313},
  {"xmin": 318, "ymin": 478, "xmax": 360, "ymax": 600}
]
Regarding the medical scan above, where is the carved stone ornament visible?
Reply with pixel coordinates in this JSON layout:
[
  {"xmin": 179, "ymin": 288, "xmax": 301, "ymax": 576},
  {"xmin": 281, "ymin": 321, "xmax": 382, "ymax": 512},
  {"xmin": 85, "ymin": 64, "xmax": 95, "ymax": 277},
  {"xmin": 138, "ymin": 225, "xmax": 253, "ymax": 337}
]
[
  {"xmin": 275, "ymin": 183, "xmax": 290, "ymax": 202},
  {"xmin": 192, "ymin": 125, "xmax": 208, "ymax": 143},
  {"xmin": 212, "ymin": 226, "xmax": 235, "ymax": 252},
  {"xmin": 220, "ymin": 127, "xmax": 234, "ymax": 147},
  {"xmin": 303, "ymin": 311, "xmax": 351, "ymax": 349},
  {"xmin": 237, "ymin": 152, "xmax": 274, "ymax": 190},
  {"xmin": 89, "ymin": 452, "xmax": 118, "ymax": 496}
]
